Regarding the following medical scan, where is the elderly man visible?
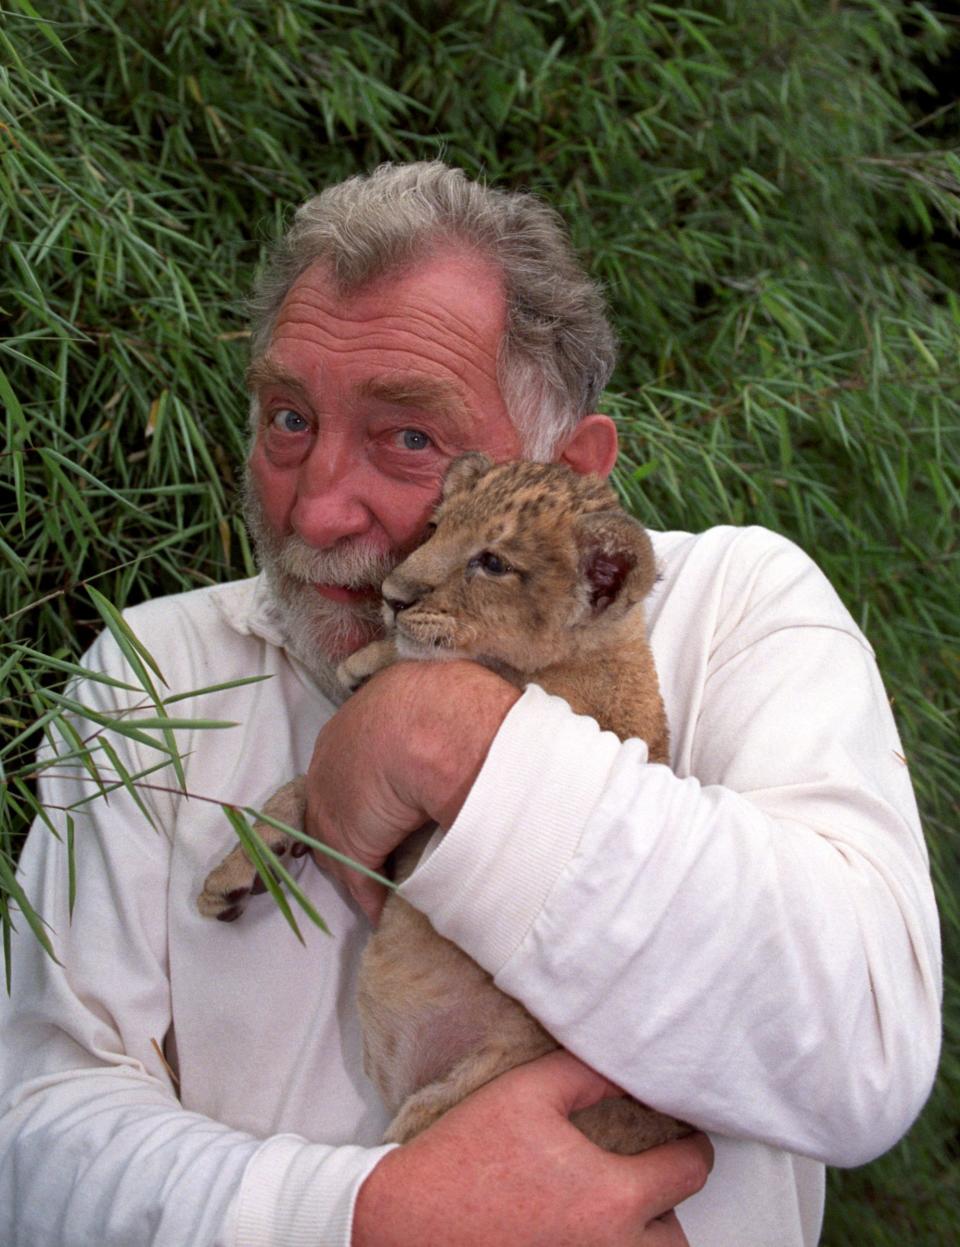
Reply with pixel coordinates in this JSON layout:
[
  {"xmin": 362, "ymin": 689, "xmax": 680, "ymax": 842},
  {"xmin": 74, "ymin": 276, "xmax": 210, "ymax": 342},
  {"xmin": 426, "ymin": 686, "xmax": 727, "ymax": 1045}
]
[{"xmin": 0, "ymin": 163, "xmax": 941, "ymax": 1247}]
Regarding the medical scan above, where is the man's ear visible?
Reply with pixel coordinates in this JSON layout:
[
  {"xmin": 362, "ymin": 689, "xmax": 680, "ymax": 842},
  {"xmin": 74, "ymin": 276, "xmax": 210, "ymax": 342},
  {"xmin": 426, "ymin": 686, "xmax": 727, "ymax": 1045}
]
[
  {"xmin": 574, "ymin": 510, "xmax": 657, "ymax": 618},
  {"xmin": 558, "ymin": 415, "xmax": 618, "ymax": 479}
]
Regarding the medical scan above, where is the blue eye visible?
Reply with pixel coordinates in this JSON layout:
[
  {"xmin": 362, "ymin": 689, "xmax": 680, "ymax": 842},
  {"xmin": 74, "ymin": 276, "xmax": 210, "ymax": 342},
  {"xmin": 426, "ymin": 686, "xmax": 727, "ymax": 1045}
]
[
  {"xmin": 272, "ymin": 409, "xmax": 309, "ymax": 434},
  {"xmin": 400, "ymin": 429, "xmax": 432, "ymax": 451}
]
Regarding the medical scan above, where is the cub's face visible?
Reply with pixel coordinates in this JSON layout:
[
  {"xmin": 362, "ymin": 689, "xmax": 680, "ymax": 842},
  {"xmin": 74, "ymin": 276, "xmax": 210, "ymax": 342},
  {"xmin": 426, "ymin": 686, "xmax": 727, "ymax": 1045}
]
[{"xmin": 380, "ymin": 455, "xmax": 657, "ymax": 674}]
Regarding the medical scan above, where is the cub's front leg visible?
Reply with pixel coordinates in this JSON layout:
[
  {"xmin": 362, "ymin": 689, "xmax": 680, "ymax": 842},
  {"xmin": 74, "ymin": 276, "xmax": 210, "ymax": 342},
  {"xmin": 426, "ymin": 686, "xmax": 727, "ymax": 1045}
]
[
  {"xmin": 336, "ymin": 638, "xmax": 398, "ymax": 693},
  {"xmin": 196, "ymin": 776, "xmax": 305, "ymax": 921},
  {"xmin": 197, "ymin": 637, "xmax": 397, "ymax": 923}
]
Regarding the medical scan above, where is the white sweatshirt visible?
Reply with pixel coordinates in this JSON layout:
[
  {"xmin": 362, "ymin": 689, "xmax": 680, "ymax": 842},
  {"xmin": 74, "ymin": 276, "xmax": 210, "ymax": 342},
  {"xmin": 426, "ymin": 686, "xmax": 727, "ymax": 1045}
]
[{"xmin": 0, "ymin": 525, "xmax": 941, "ymax": 1247}]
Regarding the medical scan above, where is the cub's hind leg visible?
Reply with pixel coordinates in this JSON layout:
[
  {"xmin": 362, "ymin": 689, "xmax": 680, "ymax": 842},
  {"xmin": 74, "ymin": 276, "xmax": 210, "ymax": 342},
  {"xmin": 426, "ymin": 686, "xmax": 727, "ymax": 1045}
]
[
  {"xmin": 386, "ymin": 1043, "xmax": 689, "ymax": 1152},
  {"xmin": 359, "ymin": 892, "xmax": 557, "ymax": 1145},
  {"xmin": 570, "ymin": 1096, "xmax": 691, "ymax": 1155},
  {"xmin": 383, "ymin": 1026, "xmax": 557, "ymax": 1144}
]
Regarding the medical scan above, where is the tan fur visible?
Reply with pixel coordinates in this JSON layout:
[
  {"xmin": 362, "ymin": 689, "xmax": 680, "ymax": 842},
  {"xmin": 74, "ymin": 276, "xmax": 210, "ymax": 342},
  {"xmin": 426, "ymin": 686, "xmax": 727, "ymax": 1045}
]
[{"xmin": 198, "ymin": 455, "xmax": 687, "ymax": 1152}]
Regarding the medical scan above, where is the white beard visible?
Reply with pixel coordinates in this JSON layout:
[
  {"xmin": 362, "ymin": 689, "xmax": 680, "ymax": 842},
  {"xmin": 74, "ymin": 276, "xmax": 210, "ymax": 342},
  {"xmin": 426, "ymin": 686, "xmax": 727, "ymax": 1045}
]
[{"xmin": 242, "ymin": 470, "xmax": 399, "ymax": 692}]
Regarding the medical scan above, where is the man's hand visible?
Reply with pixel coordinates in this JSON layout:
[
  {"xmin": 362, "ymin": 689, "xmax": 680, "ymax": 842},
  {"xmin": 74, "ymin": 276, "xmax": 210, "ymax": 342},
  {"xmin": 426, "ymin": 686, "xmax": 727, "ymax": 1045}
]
[
  {"xmin": 304, "ymin": 660, "xmax": 521, "ymax": 922},
  {"xmin": 353, "ymin": 1050, "xmax": 712, "ymax": 1246}
]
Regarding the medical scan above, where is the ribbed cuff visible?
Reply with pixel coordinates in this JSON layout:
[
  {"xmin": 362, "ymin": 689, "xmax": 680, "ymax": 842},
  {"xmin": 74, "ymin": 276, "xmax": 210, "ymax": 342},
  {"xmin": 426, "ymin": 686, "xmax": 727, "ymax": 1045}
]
[
  {"xmin": 399, "ymin": 684, "xmax": 626, "ymax": 974},
  {"xmin": 232, "ymin": 1134, "xmax": 398, "ymax": 1246}
]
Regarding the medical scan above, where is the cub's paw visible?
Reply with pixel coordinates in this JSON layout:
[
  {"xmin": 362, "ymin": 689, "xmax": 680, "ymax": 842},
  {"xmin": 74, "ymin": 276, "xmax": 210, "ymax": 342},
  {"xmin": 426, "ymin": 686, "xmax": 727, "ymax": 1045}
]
[
  {"xmin": 336, "ymin": 639, "xmax": 398, "ymax": 694},
  {"xmin": 569, "ymin": 1097, "xmax": 691, "ymax": 1155},
  {"xmin": 196, "ymin": 776, "xmax": 307, "ymax": 922},
  {"xmin": 197, "ymin": 827, "xmax": 291, "ymax": 921}
]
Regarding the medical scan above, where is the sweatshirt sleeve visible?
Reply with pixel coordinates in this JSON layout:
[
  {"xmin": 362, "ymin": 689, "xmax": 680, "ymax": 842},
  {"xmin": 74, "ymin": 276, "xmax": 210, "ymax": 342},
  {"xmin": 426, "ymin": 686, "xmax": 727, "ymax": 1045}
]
[
  {"xmin": 0, "ymin": 631, "xmax": 393, "ymax": 1247},
  {"xmin": 399, "ymin": 531, "xmax": 942, "ymax": 1169}
]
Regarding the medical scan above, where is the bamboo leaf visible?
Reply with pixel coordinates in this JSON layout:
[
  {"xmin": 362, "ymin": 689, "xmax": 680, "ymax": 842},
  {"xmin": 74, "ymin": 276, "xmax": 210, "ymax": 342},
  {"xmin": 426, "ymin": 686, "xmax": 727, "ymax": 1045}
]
[
  {"xmin": 95, "ymin": 736, "xmax": 162, "ymax": 832},
  {"xmin": 0, "ymin": 853, "xmax": 60, "ymax": 967},
  {"xmin": 39, "ymin": 690, "xmax": 178, "ymax": 754},
  {"xmin": 8, "ymin": 0, "xmax": 73, "ymax": 60},
  {"xmin": 160, "ymin": 674, "xmax": 273, "ymax": 706},
  {"xmin": 65, "ymin": 816, "xmax": 76, "ymax": 919},
  {"xmin": 84, "ymin": 586, "xmax": 167, "ymax": 690},
  {"xmin": 245, "ymin": 808, "xmax": 396, "ymax": 893},
  {"xmin": 9, "ymin": 646, "xmax": 143, "ymax": 693}
]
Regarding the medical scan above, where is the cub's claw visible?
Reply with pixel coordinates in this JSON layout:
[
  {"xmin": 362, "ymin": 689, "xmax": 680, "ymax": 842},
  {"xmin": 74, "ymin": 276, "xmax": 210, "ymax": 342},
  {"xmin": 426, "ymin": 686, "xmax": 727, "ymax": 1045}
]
[{"xmin": 196, "ymin": 831, "xmax": 288, "ymax": 919}]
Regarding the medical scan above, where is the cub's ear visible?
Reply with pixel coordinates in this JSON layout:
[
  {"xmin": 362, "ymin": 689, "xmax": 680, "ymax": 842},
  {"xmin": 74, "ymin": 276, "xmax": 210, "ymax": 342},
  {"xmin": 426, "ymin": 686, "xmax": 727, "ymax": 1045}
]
[
  {"xmin": 442, "ymin": 452, "xmax": 494, "ymax": 499},
  {"xmin": 574, "ymin": 510, "xmax": 658, "ymax": 618}
]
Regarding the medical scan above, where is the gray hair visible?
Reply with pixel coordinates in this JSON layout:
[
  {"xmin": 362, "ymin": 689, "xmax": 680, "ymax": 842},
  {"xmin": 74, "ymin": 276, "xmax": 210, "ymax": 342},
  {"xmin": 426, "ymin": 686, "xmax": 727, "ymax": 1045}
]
[{"xmin": 248, "ymin": 162, "xmax": 617, "ymax": 459}]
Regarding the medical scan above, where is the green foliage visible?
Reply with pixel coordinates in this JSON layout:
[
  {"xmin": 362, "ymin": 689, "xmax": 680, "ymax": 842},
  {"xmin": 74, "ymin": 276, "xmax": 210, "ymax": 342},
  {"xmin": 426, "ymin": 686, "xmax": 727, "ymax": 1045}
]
[{"xmin": 1, "ymin": 1, "xmax": 958, "ymax": 1239}]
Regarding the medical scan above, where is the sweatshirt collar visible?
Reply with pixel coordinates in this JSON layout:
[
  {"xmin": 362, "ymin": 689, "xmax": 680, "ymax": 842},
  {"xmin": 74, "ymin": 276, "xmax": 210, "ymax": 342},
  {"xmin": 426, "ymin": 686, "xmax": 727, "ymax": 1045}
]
[{"xmin": 218, "ymin": 573, "xmax": 349, "ymax": 705}]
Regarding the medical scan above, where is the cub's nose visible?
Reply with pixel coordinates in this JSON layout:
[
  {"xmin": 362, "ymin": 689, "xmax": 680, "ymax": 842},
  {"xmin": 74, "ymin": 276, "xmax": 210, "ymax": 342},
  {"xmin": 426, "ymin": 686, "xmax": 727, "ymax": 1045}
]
[
  {"xmin": 381, "ymin": 572, "xmax": 422, "ymax": 618},
  {"xmin": 384, "ymin": 594, "xmax": 417, "ymax": 615}
]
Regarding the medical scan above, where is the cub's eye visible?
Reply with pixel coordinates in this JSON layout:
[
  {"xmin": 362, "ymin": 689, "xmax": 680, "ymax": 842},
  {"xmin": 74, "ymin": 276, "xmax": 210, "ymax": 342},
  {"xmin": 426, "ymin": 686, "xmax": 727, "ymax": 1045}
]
[
  {"xmin": 467, "ymin": 550, "xmax": 511, "ymax": 576},
  {"xmin": 399, "ymin": 429, "xmax": 432, "ymax": 451},
  {"xmin": 271, "ymin": 409, "xmax": 309, "ymax": 434}
]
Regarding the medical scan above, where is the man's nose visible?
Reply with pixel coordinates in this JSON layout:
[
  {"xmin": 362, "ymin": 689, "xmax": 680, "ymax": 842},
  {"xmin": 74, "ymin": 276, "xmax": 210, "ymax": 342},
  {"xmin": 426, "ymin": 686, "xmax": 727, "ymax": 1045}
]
[{"xmin": 289, "ymin": 441, "xmax": 374, "ymax": 548}]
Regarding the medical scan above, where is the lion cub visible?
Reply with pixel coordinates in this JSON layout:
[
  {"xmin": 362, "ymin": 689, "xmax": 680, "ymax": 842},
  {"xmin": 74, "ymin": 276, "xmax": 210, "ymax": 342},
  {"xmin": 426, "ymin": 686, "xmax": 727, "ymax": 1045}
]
[{"xmin": 199, "ymin": 454, "xmax": 687, "ymax": 1153}]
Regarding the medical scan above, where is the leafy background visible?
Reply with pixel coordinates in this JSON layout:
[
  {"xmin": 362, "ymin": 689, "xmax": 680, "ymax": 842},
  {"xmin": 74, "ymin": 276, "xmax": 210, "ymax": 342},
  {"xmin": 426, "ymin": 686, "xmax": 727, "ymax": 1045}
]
[{"xmin": 1, "ymin": 1, "xmax": 958, "ymax": 1241}]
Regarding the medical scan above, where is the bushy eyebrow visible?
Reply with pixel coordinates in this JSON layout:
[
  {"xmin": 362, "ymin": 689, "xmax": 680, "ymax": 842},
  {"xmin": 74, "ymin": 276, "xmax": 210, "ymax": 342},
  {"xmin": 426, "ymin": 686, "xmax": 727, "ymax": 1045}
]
[
  {"xmin": 245, "ymin": 358, "xmax": 310, "ymax": 400},
  {"xmin": 246, "ymin": 360, "xmax": 469, "ymax": 416},
  {"xmin": 357, "ymin": 374, "xmax": 470, "ymax": 421}
]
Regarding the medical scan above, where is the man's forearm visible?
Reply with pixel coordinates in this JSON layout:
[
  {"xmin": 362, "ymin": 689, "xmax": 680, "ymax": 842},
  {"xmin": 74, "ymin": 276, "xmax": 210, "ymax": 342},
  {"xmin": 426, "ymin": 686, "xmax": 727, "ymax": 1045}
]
[
  {"xmin": 402, "ymin": 672, "xmax": 941, "ymax": 1166},
  {"xmin": 353, "ymin": 1052, "xmax": 712, "ymax": 1247}
]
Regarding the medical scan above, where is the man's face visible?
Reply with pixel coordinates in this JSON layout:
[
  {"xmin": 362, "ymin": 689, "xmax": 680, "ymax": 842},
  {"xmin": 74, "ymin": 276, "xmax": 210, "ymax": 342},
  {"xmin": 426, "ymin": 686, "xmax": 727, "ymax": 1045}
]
[{"xmin": 245, "ymin": 250, "xmax": 523, "ymax": 668}]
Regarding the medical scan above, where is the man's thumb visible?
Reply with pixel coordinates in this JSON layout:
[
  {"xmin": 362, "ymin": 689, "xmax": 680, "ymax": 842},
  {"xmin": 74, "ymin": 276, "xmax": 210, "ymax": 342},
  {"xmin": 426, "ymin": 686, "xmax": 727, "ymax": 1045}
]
[
  {"xmin": 519, "ymin": 1049, "xmax": 625, "ymax": 1116},
  {"xmin": 349, "ymin": 877, "xmax": 388, "ymax": 926}
]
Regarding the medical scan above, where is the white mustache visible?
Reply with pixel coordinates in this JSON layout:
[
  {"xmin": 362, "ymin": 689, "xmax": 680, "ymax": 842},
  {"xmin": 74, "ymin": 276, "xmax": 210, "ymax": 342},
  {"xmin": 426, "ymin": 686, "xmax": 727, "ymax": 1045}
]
[
  {"xmin": 242, "ymin": 466, "xmax": 398, "ymax": 593},
  {"xmin": 274, "ymin": 534, "xmax": 398, "ymax": 591}
]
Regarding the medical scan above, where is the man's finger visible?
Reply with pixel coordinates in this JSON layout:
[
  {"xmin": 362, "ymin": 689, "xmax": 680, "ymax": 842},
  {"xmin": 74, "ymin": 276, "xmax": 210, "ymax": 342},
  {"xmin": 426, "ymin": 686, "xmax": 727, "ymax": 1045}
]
[
  {"xmin": 306, "ymin": 851, "xmax": 388, "ymax": 924},
  {"xmin": 516, "ymin": 1049, "xmax": 625, "ymax": 1115},
  {"xmin": 643, "ymin": 1210, "xmax": 689, "ymax": 1246},
  {"xmin": 624, "ymin": 1131, "xmax": 714, "ymax": 1220},
  {"xmin": 350, "ymin": 880, "xmax": 387, "ymax": 926}
]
